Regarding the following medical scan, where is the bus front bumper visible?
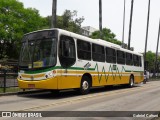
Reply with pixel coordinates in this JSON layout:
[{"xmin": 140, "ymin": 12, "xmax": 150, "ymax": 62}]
[{"xmin": 17, "ymin": 77, "xmax": 58, "ymax": 90}]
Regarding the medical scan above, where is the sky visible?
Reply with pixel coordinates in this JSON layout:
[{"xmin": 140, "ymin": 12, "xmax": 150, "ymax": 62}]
[{"xmin": 18, "ymin": 0, "xmax": 160, "ymax": 53}]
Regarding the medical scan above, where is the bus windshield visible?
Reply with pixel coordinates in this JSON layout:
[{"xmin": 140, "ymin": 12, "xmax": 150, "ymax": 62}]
[{"xmin": 19, "ymin": 37, "xmax": 57, "ymax": 69}]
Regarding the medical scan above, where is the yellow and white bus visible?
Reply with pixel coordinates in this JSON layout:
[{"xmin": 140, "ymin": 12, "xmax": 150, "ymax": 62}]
[{"xmin": 17, "ymin": 28, "xmax": 144, "ymax": 94}]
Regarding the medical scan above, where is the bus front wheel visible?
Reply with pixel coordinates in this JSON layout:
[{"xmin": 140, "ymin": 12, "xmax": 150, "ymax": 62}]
[{"xmin": 79, "ymin": 76, "xmax": 91, "ymax": 95}]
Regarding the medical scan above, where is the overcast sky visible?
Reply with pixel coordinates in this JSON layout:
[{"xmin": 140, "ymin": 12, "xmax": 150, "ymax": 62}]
[{"xmin": 18, "ymin": 0, "xmax": 160, "ymax": 53}]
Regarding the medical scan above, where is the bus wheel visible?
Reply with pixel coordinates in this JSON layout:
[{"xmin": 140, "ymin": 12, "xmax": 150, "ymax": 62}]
[
  {"xmin": 80, "ymin": 76, "xmax": 91, "ymax": 95},
  {"xmin": 128, "ymin": 76, "xmax": 134, "ymax": 88}
]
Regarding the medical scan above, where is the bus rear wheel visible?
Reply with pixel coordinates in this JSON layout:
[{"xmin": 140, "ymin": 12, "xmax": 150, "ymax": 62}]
[
  {"xmin": 128, "ymin": 76, "xmax": 134, "ymax": 88},
  {"xmin": 79, "ymin": 76, "xmax": 91, "ymax": 95}
]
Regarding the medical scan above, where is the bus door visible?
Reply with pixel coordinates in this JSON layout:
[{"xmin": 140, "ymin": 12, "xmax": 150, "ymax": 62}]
[{"xmin": 58, "ymin": 35, "xmax": 78, "ymax": 89}]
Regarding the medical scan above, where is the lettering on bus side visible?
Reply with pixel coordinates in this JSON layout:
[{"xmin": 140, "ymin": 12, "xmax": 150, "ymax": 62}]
[{"xmin": 84, "ymin": 62, "xmax": 91, "ymax": 70}]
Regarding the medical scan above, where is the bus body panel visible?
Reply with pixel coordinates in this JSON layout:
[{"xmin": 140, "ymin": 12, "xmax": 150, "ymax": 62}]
[{"xmin": 57, "ymin": 68, "xmax": 80, "ymax": 89}]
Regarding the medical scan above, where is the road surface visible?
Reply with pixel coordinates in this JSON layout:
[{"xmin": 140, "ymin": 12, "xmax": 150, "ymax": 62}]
[{"xmin": 0, "ymin": 81, "xmax": 160, "ymax": 120}]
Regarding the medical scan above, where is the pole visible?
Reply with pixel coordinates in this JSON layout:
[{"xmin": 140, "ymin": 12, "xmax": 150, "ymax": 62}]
[
  {"xmin": 99, "ymin": 0, "xmax": 102, "ymax": 39},
  {"xmin": 3, "ymin": 69, "xmax": 7, "ymax": 93},
  {"xmin": 144, "ymin": 0, "xmax": 151, "ymax": 70},
  {"xmin": 154, "ymin": 19, "xmax": 160, "ymax": 77},
  {"xmin": 122, "ymin": 0, "xmax": 126, "ymax": 48},
  {"xmin": 51, "ymin": 0, "xmax": 57, "ymax": 28},
  {"xmin": 128, "ymin": 0, "xmax": 134, "ymax": 50}
]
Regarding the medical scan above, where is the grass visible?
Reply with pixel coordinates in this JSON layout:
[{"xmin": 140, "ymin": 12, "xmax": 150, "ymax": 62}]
[{"xmin": 0, "ymin": 87, "xmax": 21, "ymax": 93}]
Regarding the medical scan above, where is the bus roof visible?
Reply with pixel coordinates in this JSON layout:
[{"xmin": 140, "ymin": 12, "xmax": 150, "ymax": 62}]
[{"xmin": 24, "ymin": 28, "xmax": 143, "ymax": 56}]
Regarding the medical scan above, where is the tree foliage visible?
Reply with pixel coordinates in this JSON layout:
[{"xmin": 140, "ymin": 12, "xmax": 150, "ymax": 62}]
[
  {"xmin": 0, "ymin": 0, "xmax": 47, "ymax": 59},
  {"xmin": 145, "ymin": 51, "xmax": 160, "ymax": 72},
  {"xmin": 90, "ymin": 28, "xmax": 122, "ymax": 45},
  {"xmin": 145, "ymin": 51, "xmax": 155, "ymax": 71},
  {"xmin": 0, "ymin": 0, "xmax": 84, "ymax": 60},
  {"xmin": 45, "ymin": 10, "xmax": 84, "ymax": 34}
]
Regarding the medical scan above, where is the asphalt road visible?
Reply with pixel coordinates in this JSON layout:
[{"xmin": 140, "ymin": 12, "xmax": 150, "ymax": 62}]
[{"xmin": 0, "ymin": 81, "xmax": 160, "ymax": 120}]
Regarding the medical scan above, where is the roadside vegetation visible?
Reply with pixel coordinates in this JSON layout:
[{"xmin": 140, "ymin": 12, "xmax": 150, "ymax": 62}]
[
  {"xmin": 0, "ymin": 0, "xmax": 159, "ymax": 77},
  {"xmin": 0, "ymin": 87, "xmax": 21, "ymax": 93}
]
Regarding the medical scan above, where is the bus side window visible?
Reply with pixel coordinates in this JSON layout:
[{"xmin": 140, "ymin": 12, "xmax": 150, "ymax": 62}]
[
  {"xmin": 92, "ymin": 44, "xmax": 105, "ymax": 62},
  {"xmin": 133, "ymin": 55, "xmax": 140, "ymax": 66},
  {"xmin": 106, "ymin": 47, "xmax": 116, "ymax": 63},
  {"xmin": 117, "ymin": 50, "xmax": 125, "ymax": 65},
  {"xmin": 139, "ymin": 56, "xmax": 142, "ymax": 67},
  {"xmin": 77, "ymin": 39, "xmax": 91, "ymax": 60},
  {"xmin": 126, "ymin": 53, "xmax": 133, "ymax": 65}
]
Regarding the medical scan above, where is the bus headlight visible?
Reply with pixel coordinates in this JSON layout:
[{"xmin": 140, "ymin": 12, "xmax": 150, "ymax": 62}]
[
  {"xmin": 48, "ymin": 71, "xmax": 53, "ymax": 77},
  {"xmin": 18, "ymin": 73, "xmax": 22, "ymax": 79},
  {"xmin": 45, "ymin": 70, "xmax": 56, "ymax": 78}
]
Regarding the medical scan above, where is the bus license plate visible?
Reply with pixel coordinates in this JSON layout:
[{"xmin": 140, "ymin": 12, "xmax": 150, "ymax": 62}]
[{"xmin": 28, "ymin": 84, "xmax": 35, "ymax": 88}]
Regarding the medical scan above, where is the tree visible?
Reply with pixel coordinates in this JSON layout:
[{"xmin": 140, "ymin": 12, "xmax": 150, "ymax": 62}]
[
  {"xmin": 145, "ymin": 51, "xmax": 160, "ymax": 72},
  {"xmin": 145, "ymin": 51, "xmax": 155, "ymax": 71},
  {"xmin": 90, "ymin": 28, "xmax": 122, "ymax": 45},
  {"xmin": 45, "ymin": 10, "xmax": 84, "ymax": 34},
  {"xmin": 0, "ymin": 0, "xmax": 47, "ymax": 59}
]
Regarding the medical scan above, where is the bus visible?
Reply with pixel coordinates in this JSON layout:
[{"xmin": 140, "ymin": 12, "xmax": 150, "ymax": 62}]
[{"xmin": 17, "ymin": 28, "xmax": 144, "ymax": 94}]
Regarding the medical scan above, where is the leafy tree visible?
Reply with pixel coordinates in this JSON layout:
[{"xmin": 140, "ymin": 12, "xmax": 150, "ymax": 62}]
[
  {"xmin": 145, "ymin": 51, "xmax": 160, "ymax": 72},
  {"xmin": 0, "ymin": 0, "xmax": 47, "ymax": 59},
  {"xmin": 145, "ymin": 51, "xmax": 155, "ymax": 71},
  {"xmin": 90, "ymin": 28, "xmax": 122, "ymax": 45},
  {"xmin": 45, "ymin": 10, "xmax": 84, "ymax": 34}
]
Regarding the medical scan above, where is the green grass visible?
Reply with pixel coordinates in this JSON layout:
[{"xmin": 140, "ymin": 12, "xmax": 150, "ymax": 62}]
[{"xmin": 0, "ymin": 87, "xmax": 21, "ymax": 93}]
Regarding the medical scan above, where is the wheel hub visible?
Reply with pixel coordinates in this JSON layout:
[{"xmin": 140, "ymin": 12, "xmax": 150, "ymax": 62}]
[
  {"xmin": 82, "ymin": 81, "xmax": 89, "ymax": 90},
  {"xmin": 130, "ymin": 78, "xmax": 133, "ymax": 86}
]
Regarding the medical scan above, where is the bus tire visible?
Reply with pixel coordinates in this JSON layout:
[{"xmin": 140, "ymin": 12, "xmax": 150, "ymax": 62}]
[
  {"xmin": 79, "ymin": 76, "xmax": 91, "ymax": 95},
  {"xmin": 128, "ymin": 76, "xmax": 134, "ymax": 88}
]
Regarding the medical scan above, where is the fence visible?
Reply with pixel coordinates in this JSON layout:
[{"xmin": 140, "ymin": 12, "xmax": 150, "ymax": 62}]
[{"xmin": 0, "ymin": 60, "xmax": 20, "ymax": 93}]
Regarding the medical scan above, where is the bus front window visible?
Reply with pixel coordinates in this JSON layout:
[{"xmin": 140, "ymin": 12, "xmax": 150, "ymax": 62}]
[
  {"xmin": 19, "ymin": 40, "xmax": 34, "ymax": 68},
  {"xmin": 19, "ymin": 38, "xmax": 57, "ymax": 69}
]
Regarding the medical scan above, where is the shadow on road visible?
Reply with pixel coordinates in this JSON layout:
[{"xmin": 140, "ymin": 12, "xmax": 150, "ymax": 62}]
[{"xmin": 17, "ymin": 84, "xmax": 141, "ymax": 100}]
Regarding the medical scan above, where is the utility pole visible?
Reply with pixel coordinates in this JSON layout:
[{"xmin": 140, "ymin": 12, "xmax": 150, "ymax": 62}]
[
  {"xmin": 154, "ymin": 19, "xmax": 160, "ymax": 77},
  {"xmin": 144, "ymin": 0, "xmax": 151, "ymax": 70},
  {"xmin": 122, "ymin": 0, "xmax": 126, "ymax": 48},
  {"xmin": 51, "ymin": 0, "xmax": 57, "ymax": 28},
  {"xmin": 99, "ymin": 0, "xmax": 102, "ymax": 39},
  {"xmin": 128, "ymin": 0, "xmax": 134, "ymax": 50}
]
